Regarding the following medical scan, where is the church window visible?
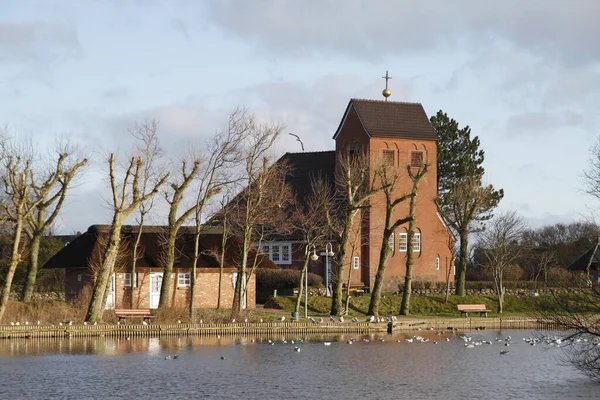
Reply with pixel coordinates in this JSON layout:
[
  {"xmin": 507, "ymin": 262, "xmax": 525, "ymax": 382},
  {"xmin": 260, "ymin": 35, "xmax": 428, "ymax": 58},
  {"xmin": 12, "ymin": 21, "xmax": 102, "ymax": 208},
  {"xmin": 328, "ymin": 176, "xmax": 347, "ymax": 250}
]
[
  {"xmin": 399, "ymin": 233, "xmax": 408, "ymax": 252},
  {"xmin": 382, "ymin": 150, "xmax": 394, "ymax": 167},
  {"xmin": 411, "ymin": 151, "xmax": 423, "ymax": 168}
]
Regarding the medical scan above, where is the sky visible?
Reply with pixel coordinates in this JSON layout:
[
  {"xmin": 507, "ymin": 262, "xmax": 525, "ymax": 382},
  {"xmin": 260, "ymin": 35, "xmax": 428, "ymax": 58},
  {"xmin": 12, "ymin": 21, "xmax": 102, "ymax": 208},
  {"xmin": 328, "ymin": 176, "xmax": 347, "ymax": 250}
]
[{"xmin": 1, "ymin": 0, "xmax": 599, "ymax": 234}]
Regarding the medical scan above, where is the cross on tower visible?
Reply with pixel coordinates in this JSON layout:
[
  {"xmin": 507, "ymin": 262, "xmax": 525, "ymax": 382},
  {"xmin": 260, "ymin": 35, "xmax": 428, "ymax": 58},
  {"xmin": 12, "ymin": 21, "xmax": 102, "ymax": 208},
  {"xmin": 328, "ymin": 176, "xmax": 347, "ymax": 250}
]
[
  {"xmin": 382, "ymin": 70, "xmax": 392, "ymax": 89},
  {"xmin": 382, "ymin": 70, "xmax": 392, "ymax": 101}
]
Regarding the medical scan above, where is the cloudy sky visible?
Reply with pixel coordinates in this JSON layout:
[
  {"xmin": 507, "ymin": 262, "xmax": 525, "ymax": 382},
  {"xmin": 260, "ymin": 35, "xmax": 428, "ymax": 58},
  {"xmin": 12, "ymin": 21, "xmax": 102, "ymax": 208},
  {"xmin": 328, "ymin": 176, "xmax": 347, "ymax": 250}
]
[{"xmin": 1, "ymin": 0, "xmax": 599, "ymax": 233}]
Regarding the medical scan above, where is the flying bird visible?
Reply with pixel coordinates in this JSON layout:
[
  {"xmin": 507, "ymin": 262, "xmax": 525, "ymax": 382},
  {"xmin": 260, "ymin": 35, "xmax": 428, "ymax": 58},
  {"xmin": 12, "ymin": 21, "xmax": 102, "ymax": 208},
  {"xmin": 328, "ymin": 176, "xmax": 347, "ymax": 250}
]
[{"xmin": 288, "ymin": 133, "xmax": 305, "ymax": 151}]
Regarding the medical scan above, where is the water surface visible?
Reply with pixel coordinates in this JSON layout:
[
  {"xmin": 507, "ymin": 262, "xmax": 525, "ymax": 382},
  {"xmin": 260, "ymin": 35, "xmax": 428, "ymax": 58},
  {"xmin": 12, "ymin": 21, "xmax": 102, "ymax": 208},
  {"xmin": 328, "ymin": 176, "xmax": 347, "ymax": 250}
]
[{"xmin": 0, "ymin": 330, "xmax": 597, "ymax": 399}]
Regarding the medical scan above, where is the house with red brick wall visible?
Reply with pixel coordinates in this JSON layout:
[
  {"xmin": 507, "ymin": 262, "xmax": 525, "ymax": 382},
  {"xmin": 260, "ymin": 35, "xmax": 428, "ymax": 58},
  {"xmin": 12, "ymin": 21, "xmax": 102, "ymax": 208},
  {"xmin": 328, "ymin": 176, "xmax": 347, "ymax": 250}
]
[
  {"xmin": 256, "ymin": 99, "xmax": 454, "ymax": 292},
  {"xmin": 43, "ymin": 225, "xmax": 276, "ymax": 310}
]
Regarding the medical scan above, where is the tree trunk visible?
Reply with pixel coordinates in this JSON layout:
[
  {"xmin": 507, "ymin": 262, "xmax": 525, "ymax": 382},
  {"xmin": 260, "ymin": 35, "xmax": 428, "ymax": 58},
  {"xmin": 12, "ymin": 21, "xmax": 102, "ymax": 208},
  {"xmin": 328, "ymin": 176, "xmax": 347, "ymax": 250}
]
[
  {"xmin": 158, "ymin": 230, "xmax": 178, "ymax": 309},
  {"xmin": 455, "ymin": 230, "xmax": 469, "ymax": 296},
  {"xmin": 295, "ymin": 257, "xmax": 309, "ymax": 316},
  {"xmin": 444, "ymin": 257, "xmax": 453, "ymax": 304},
  {"xmin": 331, "ymin": 212, "xmax": 353, "ymax": 316},
  {"xmin": 231, "ymin": 228, "xmax": 251, "ymax": 320},
  {"xmin": 217, "ymin": 251, "xmax": 224, "ymax": 309},
  {"xmin": 0, "ymin": 219, "xmax": 25, "ymax": 321},
  {"xmin": 400, "ymin": 193, "xmax": 418, "ymax": 316},
  {"xmin": 22, "ymin": 234, "xmax": 41, "ymax": 303},
  {"xmin": 494, "ymin": 272, "xmax": 504, "ymax": 313},
  {"xmin": 86, "ymin": 217, "xmax": 123, "ymax": 322},
  {"xmin": 368, "ymin": 232, "xmax": 391, "ymax": 317}
]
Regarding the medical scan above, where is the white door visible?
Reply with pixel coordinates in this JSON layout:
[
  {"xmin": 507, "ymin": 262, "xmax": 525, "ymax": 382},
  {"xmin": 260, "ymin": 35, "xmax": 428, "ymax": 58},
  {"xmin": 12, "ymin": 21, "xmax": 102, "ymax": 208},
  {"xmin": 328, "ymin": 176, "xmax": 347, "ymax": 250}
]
[
  {"xmin": 149, "ymin": 273, "xmax": 163, "ymax": 309},
  {"xmin": 105, "ymin": 273, "xmax": 116, "ymax": 310}
]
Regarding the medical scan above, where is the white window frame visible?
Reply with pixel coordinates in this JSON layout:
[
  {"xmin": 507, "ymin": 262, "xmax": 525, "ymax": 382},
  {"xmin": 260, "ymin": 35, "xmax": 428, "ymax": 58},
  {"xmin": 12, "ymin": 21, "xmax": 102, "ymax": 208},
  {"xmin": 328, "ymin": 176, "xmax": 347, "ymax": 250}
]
[
  {"xmin": 436, "ymin": 256, "xmax": 440, "ymax": 271},
  {"xmin": 413, "ymin": 233, "xmax": 421, "ymax": 252},
  {"xmin": 388, "ymin": 232, "xmax": 395, "ymax": 253},
  {"xmin": 399, "ymin": 233, "xmax": 408, "ymax": 252},
  {"xmin": 77, "ymin": 274, "xmax": 82, "ymax": 282},
  {"xmin": 124, "ymin": 272, "xmax": 138, "ymax": 288},
  {"xmin": 178, "ymin": 272, "xmax": 191, "ymax": 288},
  {"xmin": 257, "ymin": 242, "xmax": 293, "ymax": 265},
  {"xmin": 353, "ymin": 256, "xmax": 360, "ymax": 270}
]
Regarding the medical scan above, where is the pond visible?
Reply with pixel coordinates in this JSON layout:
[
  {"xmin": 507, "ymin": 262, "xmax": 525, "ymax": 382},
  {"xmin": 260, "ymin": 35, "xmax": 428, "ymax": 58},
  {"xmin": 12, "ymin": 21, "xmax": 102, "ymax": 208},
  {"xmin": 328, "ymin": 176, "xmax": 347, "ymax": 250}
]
[{"xmin": 0, "ymin": 330, "xmax": 597, "ymax": 399}]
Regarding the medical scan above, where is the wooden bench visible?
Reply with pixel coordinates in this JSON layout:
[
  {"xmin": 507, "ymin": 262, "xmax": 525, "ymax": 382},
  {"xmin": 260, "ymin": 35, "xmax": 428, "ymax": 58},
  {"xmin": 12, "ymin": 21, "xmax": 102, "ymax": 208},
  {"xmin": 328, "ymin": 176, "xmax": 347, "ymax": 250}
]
[
  {"xmin": 457, "ymin": 304, "xmax": 491, "ymax": 318},
  {"xmin": 114, "ymin": 309, "xmax": 155, "ymax": 323}
]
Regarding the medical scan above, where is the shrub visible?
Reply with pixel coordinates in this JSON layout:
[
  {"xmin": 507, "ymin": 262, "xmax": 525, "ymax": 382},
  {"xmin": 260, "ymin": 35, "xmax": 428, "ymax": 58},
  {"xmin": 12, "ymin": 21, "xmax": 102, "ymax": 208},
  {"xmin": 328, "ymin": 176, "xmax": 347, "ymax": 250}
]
[{"xmin": 256, "ymin": 269, "xmax": 323, "ymax": 303}]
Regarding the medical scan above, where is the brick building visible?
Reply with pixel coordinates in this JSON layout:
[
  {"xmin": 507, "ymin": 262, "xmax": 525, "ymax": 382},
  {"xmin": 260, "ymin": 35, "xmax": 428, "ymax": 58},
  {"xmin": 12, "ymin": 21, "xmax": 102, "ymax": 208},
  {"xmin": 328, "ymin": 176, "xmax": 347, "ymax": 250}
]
[
  {"xmin": 259, "ymin": 99, "xmax": 454, "ymax": 292},
  {"xmin": 43, "ymin": 225, "xmax": 275, "ymax": 310}
]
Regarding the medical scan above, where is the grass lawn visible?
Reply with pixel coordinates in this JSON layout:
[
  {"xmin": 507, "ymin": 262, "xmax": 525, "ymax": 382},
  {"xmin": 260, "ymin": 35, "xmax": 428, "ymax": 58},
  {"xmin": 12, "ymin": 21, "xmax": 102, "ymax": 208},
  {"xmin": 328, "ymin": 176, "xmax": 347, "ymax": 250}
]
[{"xmin": 271, "ymin": 293, "xmax": 568, "ymax": 319}]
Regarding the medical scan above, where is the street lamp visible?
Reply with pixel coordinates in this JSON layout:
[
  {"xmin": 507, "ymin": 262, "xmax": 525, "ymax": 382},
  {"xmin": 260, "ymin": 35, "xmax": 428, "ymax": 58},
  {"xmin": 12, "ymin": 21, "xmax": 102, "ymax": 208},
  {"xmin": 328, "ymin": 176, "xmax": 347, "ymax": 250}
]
[
  {"xmin": 305, "ymin": 245, "xmax": 319, "ymax": 319},
  {"xmin": 324, "ymin": 243, "xmax": 335, "ymax": 297}
]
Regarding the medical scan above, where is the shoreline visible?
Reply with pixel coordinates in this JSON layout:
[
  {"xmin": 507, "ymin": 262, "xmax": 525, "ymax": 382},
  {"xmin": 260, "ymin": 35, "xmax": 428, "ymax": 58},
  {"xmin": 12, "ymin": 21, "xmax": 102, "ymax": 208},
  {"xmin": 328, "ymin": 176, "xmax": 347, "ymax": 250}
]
[{"xmin": 0, "ymin": 317, "xmax": 561, "ymax": 339}]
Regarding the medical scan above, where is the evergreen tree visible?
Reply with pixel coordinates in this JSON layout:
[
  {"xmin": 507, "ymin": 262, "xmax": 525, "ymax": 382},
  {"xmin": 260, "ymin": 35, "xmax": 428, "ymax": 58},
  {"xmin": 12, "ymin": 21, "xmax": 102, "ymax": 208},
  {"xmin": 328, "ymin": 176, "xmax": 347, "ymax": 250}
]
[{"xmin": 431, "ymin": 111, "xmax": 503, "ymax": 296}]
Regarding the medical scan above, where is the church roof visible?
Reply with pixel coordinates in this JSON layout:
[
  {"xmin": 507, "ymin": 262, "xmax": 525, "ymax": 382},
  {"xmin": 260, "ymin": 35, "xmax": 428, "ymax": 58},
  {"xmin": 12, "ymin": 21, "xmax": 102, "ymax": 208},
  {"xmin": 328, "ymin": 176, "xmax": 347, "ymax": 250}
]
[
  {"xmin": 43, "ymin": 225, "xmax": 277, "ymax": 270},
  {"xmin": 280, "ymin": 151, "xmax": 336, "ymax": 204},
  {"xmin": 334, "ymin": 98, "xmax": 436, "ymax": 141}
]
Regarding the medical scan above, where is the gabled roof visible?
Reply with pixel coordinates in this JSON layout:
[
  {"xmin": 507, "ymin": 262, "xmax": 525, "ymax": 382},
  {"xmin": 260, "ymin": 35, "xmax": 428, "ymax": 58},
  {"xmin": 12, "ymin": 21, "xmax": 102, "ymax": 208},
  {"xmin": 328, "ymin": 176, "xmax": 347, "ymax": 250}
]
[
  {"xmin": 566, "ymin": 241, "xmax": 600, "ymax": 271},
  {"xmin": 333, "ymin": 98, "xmax": 436, "ymax": 141},
  {"xmin": 43, "ymin": 225, "xmax": 277, "ymax": 270},
  {"xmin": 280, "ymin": 151, "xmax": 336, "ymax": 205}
]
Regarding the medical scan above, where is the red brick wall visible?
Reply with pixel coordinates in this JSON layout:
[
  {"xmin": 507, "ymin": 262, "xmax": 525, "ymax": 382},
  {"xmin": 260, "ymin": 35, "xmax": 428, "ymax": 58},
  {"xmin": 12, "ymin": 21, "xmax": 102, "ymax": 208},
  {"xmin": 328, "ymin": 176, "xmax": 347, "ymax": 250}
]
[
  {"xmin": 334, "ymin": 104, "xmax": 454, "ymax": 291},
  {"xmin": 65, "ymin": 267, "xmax": 256, "ymax": 310},
  {"xmin": 335, "ymin": 106, "xmax": 372, "ymax": 286}
]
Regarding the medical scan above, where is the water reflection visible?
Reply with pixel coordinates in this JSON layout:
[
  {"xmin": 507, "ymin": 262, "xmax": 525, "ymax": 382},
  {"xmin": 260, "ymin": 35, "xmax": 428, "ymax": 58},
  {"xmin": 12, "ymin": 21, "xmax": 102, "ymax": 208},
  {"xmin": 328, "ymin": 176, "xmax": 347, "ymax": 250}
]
[
  {"xmin": 0, "ymin": 330, "xmax": 598, "ymax": 399},
  {"xmin": 0, "ymin": 330, "xmax": 458, "ymax": 357}
]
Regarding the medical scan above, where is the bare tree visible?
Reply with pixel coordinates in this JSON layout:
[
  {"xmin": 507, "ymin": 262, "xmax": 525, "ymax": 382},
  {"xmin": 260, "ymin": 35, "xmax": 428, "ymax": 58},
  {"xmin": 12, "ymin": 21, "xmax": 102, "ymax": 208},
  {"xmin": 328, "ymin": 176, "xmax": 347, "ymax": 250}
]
[
  {"xmin": 477, "ymin": 210, "xmax": 526, "ymax": 313},
  {"xmin": 399, "ymin": 162, "xmax": 428, "ymax": 316},
  {"xmin": 128, "ymin": 120, "xmax": 164, "ymax": 308},
  {"xmin": 157, "ymin": 157, "xmax": 201, "ymax": 309},
  {"xmin": 190, "ymin": 110, "xmax": 244, "ymax": 318},
  {"xmin": 290, "ymin": 184, "xmax": 327, "ymax": 318},
  {"xmin": 22, "ymin": 146, "xmax": 87, "ymax": 302},
  {"xmin": 227, "ymin": 116, "xmax": 285, "ymax": 319},
  {"xmin": 368, "ymin": 161, "xmax": 411, "ymax": 317},
  {"xmin": 319, "ymin": 150, "xmax": 386, "ymax": 316},
  {"xmin": 86, "ymin": 149, "xmax": 170, "ymax": 322},
  {"xmin": 0, "ymin": 142, "xmax": 45, "ymax": 321}
]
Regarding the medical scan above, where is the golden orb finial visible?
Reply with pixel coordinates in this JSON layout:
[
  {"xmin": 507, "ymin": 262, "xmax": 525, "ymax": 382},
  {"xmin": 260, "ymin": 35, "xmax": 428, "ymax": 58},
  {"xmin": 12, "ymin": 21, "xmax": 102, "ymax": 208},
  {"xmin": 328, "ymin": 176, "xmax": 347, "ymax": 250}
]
[{"xmin": 382, "ymin": 70, "xmax": 392, "ymax": 101}]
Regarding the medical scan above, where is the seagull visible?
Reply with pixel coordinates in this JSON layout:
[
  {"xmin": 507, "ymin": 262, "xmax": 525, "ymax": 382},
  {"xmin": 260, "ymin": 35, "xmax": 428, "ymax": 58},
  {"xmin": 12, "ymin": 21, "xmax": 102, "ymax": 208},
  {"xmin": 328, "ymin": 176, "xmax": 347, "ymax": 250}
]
[
  {"xmin": 323, "ymin": 342, "xmax": 332, "ymax": 346},
  {"xmin": 294, "ymin": 347, "xmax": 301, "ymax": 352},
  {"xmin": 277, "ymin": 316, "xmax": 285, "ymax": 322},
  {"xmin": 288, "ymin": 133, "xmax": 304, "ymax": 151}
]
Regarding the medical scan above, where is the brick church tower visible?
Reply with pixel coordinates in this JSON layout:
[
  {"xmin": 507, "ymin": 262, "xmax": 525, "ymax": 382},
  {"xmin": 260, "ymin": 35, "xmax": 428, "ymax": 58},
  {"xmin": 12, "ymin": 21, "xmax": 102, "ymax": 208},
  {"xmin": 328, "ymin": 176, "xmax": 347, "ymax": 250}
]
[{"xmin": 332, "ymin": 98, "xmax": 454, "ymax": 291}]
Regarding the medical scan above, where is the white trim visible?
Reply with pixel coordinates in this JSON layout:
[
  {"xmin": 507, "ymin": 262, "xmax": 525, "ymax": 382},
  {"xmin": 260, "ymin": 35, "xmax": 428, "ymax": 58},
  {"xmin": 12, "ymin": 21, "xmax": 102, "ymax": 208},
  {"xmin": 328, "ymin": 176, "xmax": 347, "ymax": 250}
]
[
  {"xmin": 353, "ymin": 256, "xmax": 360, "ymax": 270},
  {"xmin": 257, "ymin": 242, "xmax": 293, "ymax": 265},
  {"xmin": 436, "ymin": 256, "xmax": 440, "ymax": 271},
  {"xmin": 399, "ymin": 233, "xmax": 408, "ymax": 252},
  {"xmin": 178, "ymin": 272, "xmax": 191, "ymax": 287},
  {"xmin": 413, "ymin": 233, "xmax": 421, "ymax": 252},
  {"xmin": 149, "ymin": 273, "xmax": 163, "ymax": 309}
]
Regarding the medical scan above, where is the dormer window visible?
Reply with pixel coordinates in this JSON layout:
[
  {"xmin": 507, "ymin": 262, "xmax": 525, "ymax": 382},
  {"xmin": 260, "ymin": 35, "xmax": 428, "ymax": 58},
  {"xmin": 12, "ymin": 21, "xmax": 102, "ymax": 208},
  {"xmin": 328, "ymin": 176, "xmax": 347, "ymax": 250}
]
[{"xmin": 411, "ymin": 151, "xmax": 423, "ymax": 168}]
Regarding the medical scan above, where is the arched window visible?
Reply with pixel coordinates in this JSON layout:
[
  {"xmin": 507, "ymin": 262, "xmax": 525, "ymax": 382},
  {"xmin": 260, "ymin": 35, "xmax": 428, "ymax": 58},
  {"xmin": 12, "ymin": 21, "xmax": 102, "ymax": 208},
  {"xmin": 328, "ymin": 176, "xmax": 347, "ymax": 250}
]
[{"xmin": 399, "ymin": 231, "xmax": 408, "ymax": 252}]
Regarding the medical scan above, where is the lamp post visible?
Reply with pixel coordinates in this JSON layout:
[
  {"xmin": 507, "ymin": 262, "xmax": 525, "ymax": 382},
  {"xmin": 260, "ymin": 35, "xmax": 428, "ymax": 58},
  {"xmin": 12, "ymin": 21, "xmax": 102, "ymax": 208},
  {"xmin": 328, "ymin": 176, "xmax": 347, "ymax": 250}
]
[
  {"xmin": 324, "ymin": 243, "xmax": 334, "ymax": 297},
  {"xmin": 305, "ymin": 244, "xmax": 319, "ymax": 319}
]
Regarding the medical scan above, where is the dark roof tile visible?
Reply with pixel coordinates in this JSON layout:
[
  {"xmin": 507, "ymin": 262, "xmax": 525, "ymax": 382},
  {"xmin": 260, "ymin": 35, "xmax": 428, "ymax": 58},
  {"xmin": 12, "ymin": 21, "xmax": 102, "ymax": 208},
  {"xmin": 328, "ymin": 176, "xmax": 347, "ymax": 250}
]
[{"xmin": 335, "ymin": 98, "xmax": 436, "ymax": 140}]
